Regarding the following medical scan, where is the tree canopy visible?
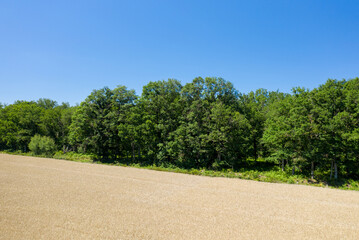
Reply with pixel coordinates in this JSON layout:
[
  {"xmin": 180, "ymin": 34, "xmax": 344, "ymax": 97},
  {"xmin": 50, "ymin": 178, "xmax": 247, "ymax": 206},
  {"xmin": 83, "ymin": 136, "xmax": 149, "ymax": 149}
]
[{"xmin": 1, "ymin": 77, "xmax": 359, "ymax": 181}]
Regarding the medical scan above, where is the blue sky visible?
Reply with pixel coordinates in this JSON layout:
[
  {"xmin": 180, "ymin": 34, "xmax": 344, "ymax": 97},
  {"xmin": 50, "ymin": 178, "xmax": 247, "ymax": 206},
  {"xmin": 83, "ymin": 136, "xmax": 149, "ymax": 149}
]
[{"xmin": 1, "ymin": 0, "xmax": 359, "ymax": 105}]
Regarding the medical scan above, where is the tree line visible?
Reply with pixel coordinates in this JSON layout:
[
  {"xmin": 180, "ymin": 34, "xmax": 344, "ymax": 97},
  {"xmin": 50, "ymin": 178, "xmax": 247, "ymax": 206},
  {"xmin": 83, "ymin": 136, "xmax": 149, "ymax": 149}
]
[{"xmin": 1, "ymin": 77, "xmax": 358, "ymax": 180}]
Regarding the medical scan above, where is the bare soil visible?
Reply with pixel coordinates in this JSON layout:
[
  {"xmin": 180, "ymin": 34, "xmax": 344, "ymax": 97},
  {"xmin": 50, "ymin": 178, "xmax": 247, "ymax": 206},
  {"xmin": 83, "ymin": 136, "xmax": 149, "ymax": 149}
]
[{"xmin": 1, "ymin": 153, "xmax": 359, "ymax": 239}]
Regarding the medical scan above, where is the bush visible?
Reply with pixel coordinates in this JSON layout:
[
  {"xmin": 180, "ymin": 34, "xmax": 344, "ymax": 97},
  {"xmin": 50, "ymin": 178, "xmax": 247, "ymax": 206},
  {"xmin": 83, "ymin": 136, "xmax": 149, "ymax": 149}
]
[
  {"xmin": 28, "ymin": 135, "xmax": 56, "ymax": 156},
  {"xmin": 53, "ymin": 151, "xmax": 94, "ymax": 162}
]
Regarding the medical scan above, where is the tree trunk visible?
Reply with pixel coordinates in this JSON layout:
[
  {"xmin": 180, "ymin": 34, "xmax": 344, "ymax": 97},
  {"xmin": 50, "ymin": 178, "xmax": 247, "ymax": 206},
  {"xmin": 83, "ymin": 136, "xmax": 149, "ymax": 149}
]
[
  {"xmin": 292, "ymin": 165, "xmax": 295, "ymax": 175},
  {"xmin": 330, "ymin": 160, "xmax": 333, "ymax": 180},
  {"xmin": 311, "ymin": 161, "xmax": 314, "ymax": 179},
  {"xmin": 138, "ymin": 146, "xmax": 141, "ymax": 161},
  {"xmin": 334, "ymin": 161, "xmax": 338, "ymax": 179},
  {"xmin": 131, "ymin": 143, "xmax": 135, "ymax": 163},
  {"xmin": 281, "ymin": 159, "xmax": 284, "ymax": 171},
  {"xmin": 253, "ymin": 139, "xmax": 257, "ymax": 162}
]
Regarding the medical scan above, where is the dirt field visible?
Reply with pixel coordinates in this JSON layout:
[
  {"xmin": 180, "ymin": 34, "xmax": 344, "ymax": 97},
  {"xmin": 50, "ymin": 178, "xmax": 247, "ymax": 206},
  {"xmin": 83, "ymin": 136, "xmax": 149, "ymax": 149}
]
[{"xmin": 1, "ymin": 154, "xmax": 359, "ymax": 239}]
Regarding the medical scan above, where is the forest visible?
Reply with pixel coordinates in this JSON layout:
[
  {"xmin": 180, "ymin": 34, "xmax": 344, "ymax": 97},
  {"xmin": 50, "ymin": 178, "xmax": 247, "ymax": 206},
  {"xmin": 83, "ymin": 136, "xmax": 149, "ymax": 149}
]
[{"xmin": 1, "ymin": 77, "xmax": 358, "ymax": 182}]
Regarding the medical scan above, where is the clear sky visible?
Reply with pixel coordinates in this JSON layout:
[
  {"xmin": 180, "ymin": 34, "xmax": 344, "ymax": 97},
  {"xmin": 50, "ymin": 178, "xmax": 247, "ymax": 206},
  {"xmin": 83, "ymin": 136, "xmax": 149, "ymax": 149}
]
[{"xmin": 1, "ymin": 0, "xmax": 359, "ymax": 105}]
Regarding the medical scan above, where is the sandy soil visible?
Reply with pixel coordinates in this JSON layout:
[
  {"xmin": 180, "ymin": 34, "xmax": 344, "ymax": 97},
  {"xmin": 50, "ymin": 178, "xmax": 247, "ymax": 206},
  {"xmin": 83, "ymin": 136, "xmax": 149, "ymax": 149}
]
[{"xmin": 1, "ymin": 154, "xmax": 359, "ymax": 239}]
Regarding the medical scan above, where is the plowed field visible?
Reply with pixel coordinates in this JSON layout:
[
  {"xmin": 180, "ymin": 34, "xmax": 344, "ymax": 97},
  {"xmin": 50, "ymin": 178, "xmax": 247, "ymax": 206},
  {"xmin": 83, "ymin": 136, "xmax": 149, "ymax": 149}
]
[{"xmin": 1, "ymin": 154, "xmax": 359, "ymax": 239}]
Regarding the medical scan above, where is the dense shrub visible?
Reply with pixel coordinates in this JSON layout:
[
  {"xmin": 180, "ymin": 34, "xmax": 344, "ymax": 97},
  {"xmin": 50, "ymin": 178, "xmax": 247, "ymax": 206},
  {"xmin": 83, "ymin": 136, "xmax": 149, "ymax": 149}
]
[{"xmin": 28, "ymin": 135, "xmax": 56, "ymax": 156}]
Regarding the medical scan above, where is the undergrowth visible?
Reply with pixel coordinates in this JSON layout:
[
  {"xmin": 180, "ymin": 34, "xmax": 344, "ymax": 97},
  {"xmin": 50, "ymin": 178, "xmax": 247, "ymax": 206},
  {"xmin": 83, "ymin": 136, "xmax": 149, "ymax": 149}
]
[{"xmin": 1, "ymin": 151, "xmax": 358, "ymax": 191}]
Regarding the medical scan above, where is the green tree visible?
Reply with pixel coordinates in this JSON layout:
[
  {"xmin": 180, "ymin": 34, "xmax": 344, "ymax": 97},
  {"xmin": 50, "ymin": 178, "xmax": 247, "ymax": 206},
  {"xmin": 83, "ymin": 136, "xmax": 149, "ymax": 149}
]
[
  {"xmin": 203, "ymin": 101, "xmax": 250, "ymax": 169},
  {"xmin": 69, "ymin": 86, "xmax": 137, "ymax": 160},
  {"xmin": 139, "ymin": 79, "xmax": 183, "ymax": 163},
  {"xmin": 118, "ymin": 102, "xmax": 143, "ymax": 162},
  {"xmin": 170, "ymin": 77, "xmax": 242, "ymax": 168},
  {"xmin": 262, "ymin": 94, "xmax": 293, "ymax": 171},
  {"xmin": 0, "ymin": 101, "xmax": 43, "ymax": 151},
  {"xmin": 311, "ymin": 79, "xmax": 346, "ymax": 179},
  {"xmin": 339, "ymin": 78, "xmax": 359, "ymax": 178},
  {"xmin": 28, "ymin": 134, "xmax": 56, "ymax": 156},
  {"xmin": 240, "ymin": 89, "xmax": 284, "ymax": 161},
  {"xmin": 38, "ymin": 100, "xmax": 75, "ymax": 151},
  {"xmin": 37, "ymin": 98, "xmax": 58, "ymax": 109}
]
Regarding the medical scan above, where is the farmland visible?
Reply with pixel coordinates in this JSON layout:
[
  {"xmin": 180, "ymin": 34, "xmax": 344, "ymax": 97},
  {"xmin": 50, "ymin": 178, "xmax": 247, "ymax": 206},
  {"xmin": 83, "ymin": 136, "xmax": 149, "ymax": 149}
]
[{"xmin": 1, "ymin": 154, "xmax": 359, "ymax": 239}]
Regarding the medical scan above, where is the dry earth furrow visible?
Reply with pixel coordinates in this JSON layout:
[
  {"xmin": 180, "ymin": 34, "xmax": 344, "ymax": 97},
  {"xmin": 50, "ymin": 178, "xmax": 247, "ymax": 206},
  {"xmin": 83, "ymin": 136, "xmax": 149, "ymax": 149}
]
[{"xmin": 1, "ymin": 154, "xmax": 358, "ymax": 239}]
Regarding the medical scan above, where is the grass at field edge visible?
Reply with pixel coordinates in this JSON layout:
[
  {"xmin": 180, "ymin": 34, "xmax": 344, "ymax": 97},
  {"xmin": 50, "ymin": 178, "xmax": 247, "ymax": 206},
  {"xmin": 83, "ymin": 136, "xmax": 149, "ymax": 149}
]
[{"xmin": 1, "ymin": 150, "xmax": 358, "ymax": 191}]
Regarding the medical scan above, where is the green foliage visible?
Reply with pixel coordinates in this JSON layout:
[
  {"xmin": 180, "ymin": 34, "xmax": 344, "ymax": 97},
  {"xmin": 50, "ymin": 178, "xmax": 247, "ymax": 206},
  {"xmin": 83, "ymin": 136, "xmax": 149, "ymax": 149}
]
[
  {"xmin": 42, "ymin": 151, "xmax": 359, "ymax": 190},
  {"xmin": 1, "ymin": 76, "xmax": 359, "ymax": 189},
  {"xmin": 69, "ymin": 86, "xmax": 137, "ymax": 159},
  {"xmin": 53, "ymin": 151, "xmax": 94, "ymax": 163},
  {"xmin": 28, "ymin": 134, "xmax": 56, "ymax": 156},
  {"xmin": 0, "ymin": 101, "xmax": 44, "ymax": 151},
  {"xmin": 139, "ymin": 79, "xmax": 183, "ymax": 163},
  {"xmin": 0, "ymin": 99, "xmax": 76, "ymax": 152}
]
